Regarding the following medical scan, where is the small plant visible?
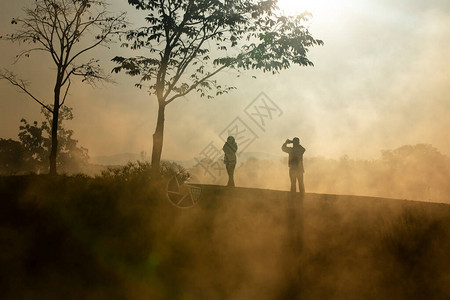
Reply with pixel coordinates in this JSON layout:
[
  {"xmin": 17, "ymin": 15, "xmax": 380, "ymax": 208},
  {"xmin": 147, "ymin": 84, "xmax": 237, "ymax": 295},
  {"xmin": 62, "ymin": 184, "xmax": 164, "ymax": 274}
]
[
  {"xmin": 160, "ymin": 161, "xmax": 190, "ymax": 183},
  {"xmin": 100, "ymin": 161, "xmax": 151, "ymax": 181},
  {"xmin": 100, "ymin": 160, "xmax": 190, "ymax": 183}
]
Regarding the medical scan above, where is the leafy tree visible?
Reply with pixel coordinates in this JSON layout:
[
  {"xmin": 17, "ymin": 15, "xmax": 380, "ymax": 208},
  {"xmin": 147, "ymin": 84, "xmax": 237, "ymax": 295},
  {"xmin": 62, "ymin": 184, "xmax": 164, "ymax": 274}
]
[
  {"xmin": 0, "ymin": 139, "xmax": 31, "ymax": 174},
  {"xmin": 0, "ymin": 0, "xmax": 126, "ymax": 175},
  {"xmin": 113, "ymin": 0, "xmax": 323, "ymax": 178},
  {"xmin": 19, "ymin": 106, "xmax": 89, "ymax": 174},
  {"xmin": 18, "ymin": 119, "xmax": 47, "ymax": 170}
]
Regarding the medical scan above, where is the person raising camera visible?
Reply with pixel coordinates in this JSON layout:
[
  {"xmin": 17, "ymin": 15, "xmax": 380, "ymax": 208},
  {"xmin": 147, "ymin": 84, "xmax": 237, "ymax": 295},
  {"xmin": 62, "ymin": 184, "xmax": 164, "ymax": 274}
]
[{"xmin": 282, "ymin": 137, "xmax": 306, "ymax": 195}]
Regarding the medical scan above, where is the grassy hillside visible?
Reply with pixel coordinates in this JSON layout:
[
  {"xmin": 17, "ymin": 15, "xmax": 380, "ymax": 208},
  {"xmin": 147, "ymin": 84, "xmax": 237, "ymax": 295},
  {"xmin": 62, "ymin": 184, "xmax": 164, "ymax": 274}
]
[{"xmin": 1, "ymin": 175, "xmax": 449, "ymax": 299}]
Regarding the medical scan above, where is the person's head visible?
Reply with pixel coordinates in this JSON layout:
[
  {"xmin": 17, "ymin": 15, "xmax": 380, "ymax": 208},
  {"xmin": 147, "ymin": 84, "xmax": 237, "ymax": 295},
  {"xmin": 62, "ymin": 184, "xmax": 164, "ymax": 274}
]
[
  {"xmin": 227, "ymin": 136, "xmax": 235, "ymax": 143},
  {"xmin": 292, "ymin": 137, "xmax": 300, "ymax": 145}
]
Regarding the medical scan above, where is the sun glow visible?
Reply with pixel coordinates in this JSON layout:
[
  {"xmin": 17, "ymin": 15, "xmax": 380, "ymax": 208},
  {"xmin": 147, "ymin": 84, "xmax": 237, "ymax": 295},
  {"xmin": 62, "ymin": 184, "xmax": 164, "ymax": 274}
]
[
  {"xmin": 277, "ymin": 0, "xmax": 322, "ymax": 15},
  {"xmin": 276, "ymin": 0, "xmax": 346, "ymax": 19}
]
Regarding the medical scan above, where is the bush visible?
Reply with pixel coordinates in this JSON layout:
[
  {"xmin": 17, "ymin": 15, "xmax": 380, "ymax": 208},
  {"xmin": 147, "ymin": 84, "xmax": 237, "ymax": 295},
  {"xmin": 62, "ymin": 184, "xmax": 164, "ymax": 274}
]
[{"xmin": 99, "ymin": 160, "xmax": 190, "ymax": 183}]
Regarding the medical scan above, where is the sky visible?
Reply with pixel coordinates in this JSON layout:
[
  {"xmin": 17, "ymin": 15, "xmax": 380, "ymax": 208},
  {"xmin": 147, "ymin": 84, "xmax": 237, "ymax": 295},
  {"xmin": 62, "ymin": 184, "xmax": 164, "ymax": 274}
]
[{"xmin": 1, "ymin": 0, "xmax": 450, "ymax": 162}]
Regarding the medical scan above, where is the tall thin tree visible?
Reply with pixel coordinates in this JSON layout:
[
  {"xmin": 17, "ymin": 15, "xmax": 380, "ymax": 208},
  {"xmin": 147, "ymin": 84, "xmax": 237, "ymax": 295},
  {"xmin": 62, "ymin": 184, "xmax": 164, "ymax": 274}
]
[
  {"xmin": 113, "ymin": 0, "xmax": 323, "ymax": 178},
  {"xmin": 1, "ymin": 0, "xmax": 126, "ymax": 174}
]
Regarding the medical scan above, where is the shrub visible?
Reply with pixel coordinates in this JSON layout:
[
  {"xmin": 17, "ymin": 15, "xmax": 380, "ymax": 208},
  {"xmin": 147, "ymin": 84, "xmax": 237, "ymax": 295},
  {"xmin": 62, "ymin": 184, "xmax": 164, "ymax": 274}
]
[{"xmin": 99, "ymin": 160, "xmax": 190, "ymax": 183}]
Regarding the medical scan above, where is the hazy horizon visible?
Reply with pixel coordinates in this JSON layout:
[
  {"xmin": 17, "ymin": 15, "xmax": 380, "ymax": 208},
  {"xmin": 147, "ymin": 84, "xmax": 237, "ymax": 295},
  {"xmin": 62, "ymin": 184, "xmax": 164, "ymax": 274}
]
[
  {"xmin": 1, "ymin": 0, "xmax": 450, "ymax": 162},
  {"xmin": 1, "ymin": 2, "xmax": 450, "ymax": 298}
]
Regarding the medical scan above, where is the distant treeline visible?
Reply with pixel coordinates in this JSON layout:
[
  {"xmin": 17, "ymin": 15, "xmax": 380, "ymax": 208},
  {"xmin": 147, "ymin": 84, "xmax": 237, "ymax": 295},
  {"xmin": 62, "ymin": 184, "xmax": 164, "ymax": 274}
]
[
  {"xmin": 191, "ymin": 144, "xmax": 450, "ymax": 203},
  {"xmin": 305, "ymin": 144, "xmax": 450, "ymax": 202},
  {"xmin": 2, "ymin": 137, "xmax": 449, "ymax": 202}
]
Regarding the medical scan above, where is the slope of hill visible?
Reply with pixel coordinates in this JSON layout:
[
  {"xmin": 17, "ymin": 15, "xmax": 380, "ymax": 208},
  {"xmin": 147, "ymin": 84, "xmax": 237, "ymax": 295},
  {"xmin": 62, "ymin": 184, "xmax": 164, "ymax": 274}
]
[
  {"xmin": 194, "ymin": 185, "xmax": 450, "ymax": 299},
  {"xmin": 0, "ymin": 176, "xmax": 449, "ymax": 299}
]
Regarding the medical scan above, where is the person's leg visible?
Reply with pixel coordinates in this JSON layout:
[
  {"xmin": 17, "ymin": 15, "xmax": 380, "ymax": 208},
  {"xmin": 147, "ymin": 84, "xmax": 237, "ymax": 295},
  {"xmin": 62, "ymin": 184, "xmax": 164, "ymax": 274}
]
[
  {"xmin": 298, "ymin": 173, "xmax": 305, "ymax": 197},
  {"xmin": 229, "ymin": 163, "xmax": 235, "ymax": 186},
  {"xmin": 289, "ymin": 168, "xmax": 296, "ymax": 192},
  {"xmin": 226, "ymin": 163, "xmax": 235, "ymax": 187}
]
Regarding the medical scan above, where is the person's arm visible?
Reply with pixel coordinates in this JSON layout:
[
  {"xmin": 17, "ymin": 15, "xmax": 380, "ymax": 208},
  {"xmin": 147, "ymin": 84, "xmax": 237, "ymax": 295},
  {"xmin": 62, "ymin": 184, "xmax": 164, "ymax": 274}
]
[
  {"xmin": 281, "ymin": 140, "xmax": 291, "ymax": 153},
  {"xmin": 228, "ymin": 142, "xmax": 237, "ymax": 153},
  {"xmin": 300, "ymin": 145, "xmax": 306, "ymax": 154}
]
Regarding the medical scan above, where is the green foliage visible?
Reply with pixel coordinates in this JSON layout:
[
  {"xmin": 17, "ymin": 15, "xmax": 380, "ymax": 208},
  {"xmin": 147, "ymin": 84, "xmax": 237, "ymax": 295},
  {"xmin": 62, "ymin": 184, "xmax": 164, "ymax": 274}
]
[
  {"xmin": 20, "ymin": 106, "xmax": 89, "ymax": 173},
  {"xmin": 113, "ymin": 0, "xmax": 323, "ymax": 176},
  {"xmin": 0, "ymin": 139, "xmax": 32, "ymax": 174},
  {"xmin": 41, "ymin": 107, "xmax": 90, "ymax": 172},
  {"xmin": 100, "ymin": 160, "xmax": 152, "ymax": 181},
  {"xmin": 18, "ymin": 120, "xmax": 46, "ymax": 163},
  {"xmin": 100, "ymin": 160, "xmax": 190, "ymax": 182},
  {"xmin": 113, "ymin": 0, "xmax": 323, "ymax": 103},
  {"xmin": 0, "ymin": 106, "xmax": 89, "ymax": 175},
  {"xmin": 1, "ymin": 0, "xmax": 127, "ymax": 174},
  {"xmin": 160, "ymin": 160, "xmax": 190, "ymax": 182}
]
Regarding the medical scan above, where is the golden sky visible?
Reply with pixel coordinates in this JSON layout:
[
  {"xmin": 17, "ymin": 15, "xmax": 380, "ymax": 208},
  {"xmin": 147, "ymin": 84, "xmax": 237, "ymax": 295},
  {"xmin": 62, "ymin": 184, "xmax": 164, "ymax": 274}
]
[{"xmin": 1, "ymin": 0, "xmax": 449, "ymax": 161}]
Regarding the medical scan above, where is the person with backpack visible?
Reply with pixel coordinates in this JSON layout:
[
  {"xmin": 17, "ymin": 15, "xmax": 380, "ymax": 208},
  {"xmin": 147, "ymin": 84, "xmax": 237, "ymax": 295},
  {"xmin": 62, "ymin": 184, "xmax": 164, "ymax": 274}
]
[{"xmin": 282, "ymin": 137, "xmax": 306, "ymax": 195}]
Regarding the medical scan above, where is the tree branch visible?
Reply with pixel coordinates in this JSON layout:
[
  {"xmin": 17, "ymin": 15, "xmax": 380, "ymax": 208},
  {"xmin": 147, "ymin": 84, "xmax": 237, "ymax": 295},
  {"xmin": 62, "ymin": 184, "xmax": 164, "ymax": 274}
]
[
  {"xmin": 60, "ymin": 77, "xmax": 71, "ymax": 107},
  {"xmin": 66, "ymin": 12, "xmax": 126, "ymax": 67},
  {"xmin": 165, "ymin": 63, "xmax": 229, "ymax": 105},
  {"xmin": 0, "ymin": 70, "xmax": 53, "ymax": 113}
]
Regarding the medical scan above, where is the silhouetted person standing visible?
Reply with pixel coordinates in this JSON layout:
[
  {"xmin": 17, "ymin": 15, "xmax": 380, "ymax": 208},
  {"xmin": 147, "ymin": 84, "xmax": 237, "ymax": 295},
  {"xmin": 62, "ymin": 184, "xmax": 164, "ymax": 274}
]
[
  {"xmin": 223, "ymin": 136, "xmax": 238, "ymax": 187},
  {"xmin": 282, "ymin": 137, "xmax": 305, "ymax": 195}
]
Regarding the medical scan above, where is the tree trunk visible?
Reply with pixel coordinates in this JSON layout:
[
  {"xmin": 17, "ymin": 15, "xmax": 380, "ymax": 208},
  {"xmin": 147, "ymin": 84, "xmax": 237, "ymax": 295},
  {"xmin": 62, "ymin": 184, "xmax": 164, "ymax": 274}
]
[
  {"xmin": 49, "ymin": 84, "xmax": 61, "ymax": 175},
  {"xmin": 151, "ymin": 103, "xmax": 166, "ymax": 179}
]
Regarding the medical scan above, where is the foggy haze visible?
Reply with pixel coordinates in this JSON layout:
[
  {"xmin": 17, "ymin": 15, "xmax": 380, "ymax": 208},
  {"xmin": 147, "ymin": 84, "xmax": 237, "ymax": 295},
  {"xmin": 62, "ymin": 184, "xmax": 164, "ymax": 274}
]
[
  {"xmin": 1, "ymin": 2, "xmax": 450, "ymax": 299},
  {"xmin": 1, "ymin": 0, "xmax": 449, "ymax": 161}
]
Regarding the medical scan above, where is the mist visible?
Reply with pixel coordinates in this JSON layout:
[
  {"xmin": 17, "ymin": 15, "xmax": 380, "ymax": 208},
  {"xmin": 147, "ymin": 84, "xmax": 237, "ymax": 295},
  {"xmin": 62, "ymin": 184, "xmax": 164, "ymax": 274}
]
[
  {"xmin": 2, "ymin": 174, "xmax": 449, "ymax": 299},
  {"xmin": 1, "ymin": 1, "xmax": 450, "ymax": 298},
  {"xmin": 188, "ymin": 144, "xmax": 450, "ymax": 204},
  {"xmin": 1, "ymin": 0, "xmax": 450, "ymax": 161}
]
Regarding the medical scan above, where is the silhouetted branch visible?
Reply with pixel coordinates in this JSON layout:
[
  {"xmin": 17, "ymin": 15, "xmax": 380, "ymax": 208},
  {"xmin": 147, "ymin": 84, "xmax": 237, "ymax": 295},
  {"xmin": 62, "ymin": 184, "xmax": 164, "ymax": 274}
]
[
  {"xmin": 60, "ymin": 78, "xmax": 71, "ymax": 107},
  {"xmin": 69, "ymin": 58, "xmax": 114, "ymax": 86},
  {"xmin": 0, "ymin": 69, "xmax": 53, "ymax": 113},
  {"xmin": 67, "ymin": 12, "xmax": 127, "ymax": 66},
  {"xmin": 165, "ymin": 64, "xmax": 229, "ymax": 105},
  {"xmin": 2, "ymin": 0, "xmax": 127, "ymax": 175}
]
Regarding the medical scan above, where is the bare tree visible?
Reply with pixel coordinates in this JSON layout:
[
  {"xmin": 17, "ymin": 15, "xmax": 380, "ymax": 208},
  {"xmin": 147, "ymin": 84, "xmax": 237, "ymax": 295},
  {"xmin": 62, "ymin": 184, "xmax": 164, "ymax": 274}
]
[
  {"xmin": 0, "ymin": 0, "xmax": 126, "ymax": 175},
  {"xmin": 113, "ymin": 0, "xmax": 323, "ymax": 178}
]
